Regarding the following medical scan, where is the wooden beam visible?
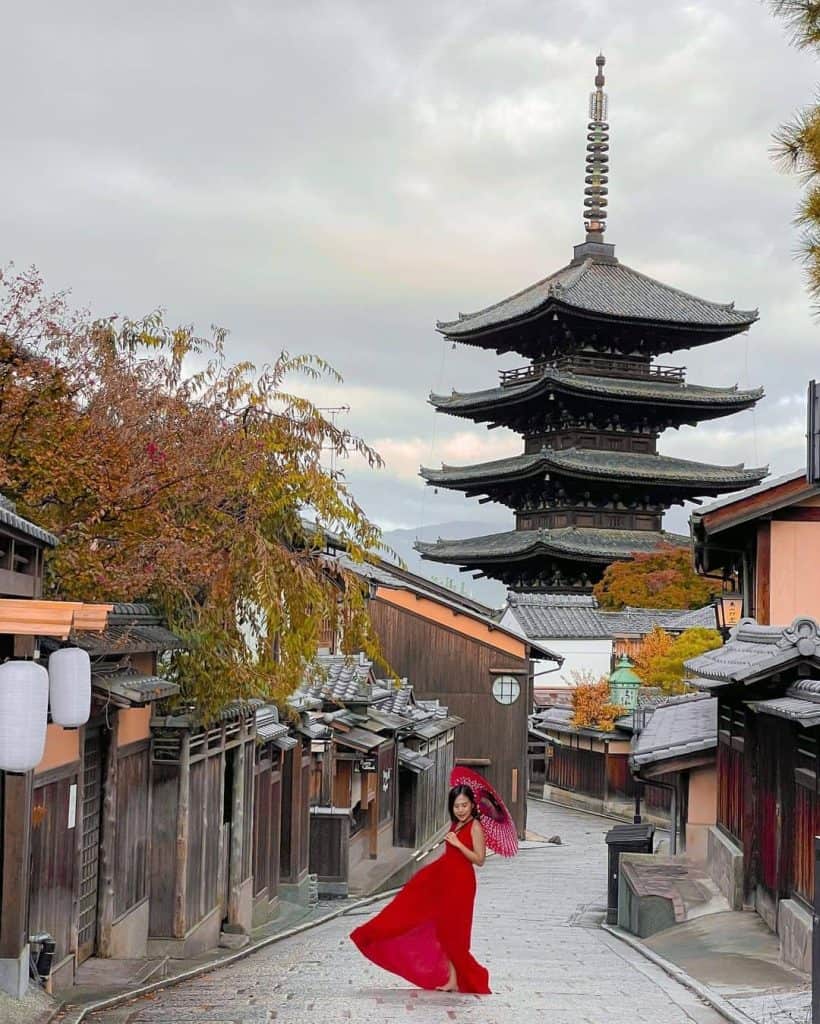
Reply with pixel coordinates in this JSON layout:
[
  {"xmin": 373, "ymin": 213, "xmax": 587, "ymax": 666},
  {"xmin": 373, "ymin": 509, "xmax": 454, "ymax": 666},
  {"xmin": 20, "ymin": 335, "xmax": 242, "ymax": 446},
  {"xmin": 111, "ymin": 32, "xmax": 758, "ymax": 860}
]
[
  {"xmin": 227, "ymin": 739, "xmax": 246, "ymax": 927},
  {"xmin": 96, "ymin": 715, "xmax": 119, "ymax": 956},
  {"xmin": 0, "ymin": 772, "xmax": 34, "ymax": 958},
  {"xmin": 172, "ymin": 733, "xmax": 190, "ymax": 938},
  {"xmin": 756, "ymin": 521, "xmax": 771, "ymax": 626}
]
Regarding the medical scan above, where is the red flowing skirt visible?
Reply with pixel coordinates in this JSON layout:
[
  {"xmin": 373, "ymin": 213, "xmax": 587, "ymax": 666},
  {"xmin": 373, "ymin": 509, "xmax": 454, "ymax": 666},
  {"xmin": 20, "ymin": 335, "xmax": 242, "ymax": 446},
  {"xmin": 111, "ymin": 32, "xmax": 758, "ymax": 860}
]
[{"xmin": 350, "ymin": 840, "xmax": 491, "ymax": 994}]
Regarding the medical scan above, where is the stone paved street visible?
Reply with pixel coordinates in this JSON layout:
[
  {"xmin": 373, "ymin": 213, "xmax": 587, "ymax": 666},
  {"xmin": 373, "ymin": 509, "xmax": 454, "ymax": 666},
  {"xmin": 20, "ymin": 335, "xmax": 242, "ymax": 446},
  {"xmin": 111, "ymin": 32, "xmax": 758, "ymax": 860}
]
[{"xmin": 88, "ymin": 801, "xmax": 727, "ymax": 1024}]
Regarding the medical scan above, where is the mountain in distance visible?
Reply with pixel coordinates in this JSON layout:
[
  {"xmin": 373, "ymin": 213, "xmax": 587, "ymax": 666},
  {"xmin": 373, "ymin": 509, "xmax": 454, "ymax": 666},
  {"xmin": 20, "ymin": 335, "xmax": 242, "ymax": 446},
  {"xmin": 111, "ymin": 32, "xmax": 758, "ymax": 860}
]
[{"xmin": 379, "ymin": 520, "xmax": 509, "ymax": 608}]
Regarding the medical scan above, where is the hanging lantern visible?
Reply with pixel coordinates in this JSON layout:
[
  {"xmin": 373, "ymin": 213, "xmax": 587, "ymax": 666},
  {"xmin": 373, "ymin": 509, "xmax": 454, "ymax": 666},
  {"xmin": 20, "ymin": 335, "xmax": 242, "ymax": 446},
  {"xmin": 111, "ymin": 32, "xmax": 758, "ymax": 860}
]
[
  {"xmin": 48, "ymin": 647, "xmax": 91, "ymax": 728},
  {"xmin": 0, "ymin": 661, "xmax": 49, "ymax": 773}
]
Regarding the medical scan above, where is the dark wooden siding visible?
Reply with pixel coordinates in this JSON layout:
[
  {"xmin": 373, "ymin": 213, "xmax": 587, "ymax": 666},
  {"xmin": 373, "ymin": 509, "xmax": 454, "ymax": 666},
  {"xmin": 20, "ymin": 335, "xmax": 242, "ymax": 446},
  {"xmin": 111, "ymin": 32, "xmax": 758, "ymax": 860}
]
[
  {"xmin": 253, "ymin": 746, "xmax": 282, "ymax": 900},
  {"xmin": 29, "ymin": 767, "xmax": 79, "ymax": 965},
  {"xmin": 114, "ymin": 742, "xmax": 150, "ymax": 919},
  {"xmin": 717, "ymin": 702, "xmax": 745, "ymax": 842},
  {"xmin": 370, "ymin": 599, "xmax": 530, "ymax": 835},
  {"xmin": 148, "ymin": 762, "xmax": 178, "ymax": 936},
  {"xmin": 548, "ymin": 743, "xmax": 604, "ymax": 798},
  {"xmin": 309, "ymin": 811, "xmax": 350, "ymax": 884},
  {"xmin": 377, "ymin": 742, "xmax": 395, "ymax": 827},
  {"xmin": 185, "ymin": 755, "xmax": 222, "ymax": 925},
  {"xmin": 280, "ymin": 742, "xmax": 311, "ymax": 884}
]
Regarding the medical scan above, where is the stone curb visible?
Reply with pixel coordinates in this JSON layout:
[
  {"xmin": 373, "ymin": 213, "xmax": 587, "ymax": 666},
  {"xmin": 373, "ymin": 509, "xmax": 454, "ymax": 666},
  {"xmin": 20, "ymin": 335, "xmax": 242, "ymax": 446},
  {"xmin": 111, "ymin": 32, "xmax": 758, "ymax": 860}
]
[
  {"xmin": 52, "ymin": 887, "xmax": 402, "ymax": 1024},
  {"xmin": 601, "ymin": 923, "xmax": 757, "ymax": 1024}
]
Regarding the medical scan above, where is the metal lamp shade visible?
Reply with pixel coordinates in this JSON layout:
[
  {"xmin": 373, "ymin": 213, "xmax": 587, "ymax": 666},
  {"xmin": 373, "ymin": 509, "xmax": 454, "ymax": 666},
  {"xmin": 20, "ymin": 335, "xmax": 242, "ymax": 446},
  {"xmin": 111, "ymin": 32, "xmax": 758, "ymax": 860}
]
[
  {"xmin": 0, "ymin": 661, "xmax": 49, "ymax": 772},
  {"xmin": 48, "ymin": 647, "xmax": 91, "ymax": 728}
]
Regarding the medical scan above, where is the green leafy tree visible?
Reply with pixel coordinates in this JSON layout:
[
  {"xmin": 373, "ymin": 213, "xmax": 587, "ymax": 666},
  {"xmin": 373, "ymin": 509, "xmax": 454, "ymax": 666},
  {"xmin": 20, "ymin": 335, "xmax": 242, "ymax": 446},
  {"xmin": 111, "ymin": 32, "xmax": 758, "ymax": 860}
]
[
  {"xmin": 593, "ymin": 547, "xmax": 721, "ymax": 610},
  {"xmin": 769, "ymin": 2, "xmax": 820, "ymax": 299},
  {"xmin": 635, "ymin": 627, "xmax": 722, "ymax": 696},
  {"xmin": 0, "ymin": 266, "xmax": 386, "ymax": 719}
]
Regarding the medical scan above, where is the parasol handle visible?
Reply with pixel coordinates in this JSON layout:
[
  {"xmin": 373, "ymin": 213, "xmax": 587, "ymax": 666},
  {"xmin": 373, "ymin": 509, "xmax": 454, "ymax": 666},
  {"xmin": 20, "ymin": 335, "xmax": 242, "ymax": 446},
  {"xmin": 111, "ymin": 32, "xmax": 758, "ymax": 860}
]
[{"xmin": 412, "ymin": 820, "xmax": 471, "ymax": 862}]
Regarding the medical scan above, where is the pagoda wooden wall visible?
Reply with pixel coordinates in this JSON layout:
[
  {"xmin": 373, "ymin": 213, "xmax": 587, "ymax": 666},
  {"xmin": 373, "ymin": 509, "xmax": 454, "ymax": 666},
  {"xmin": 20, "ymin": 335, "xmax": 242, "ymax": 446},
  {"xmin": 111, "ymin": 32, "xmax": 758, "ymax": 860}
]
[{"xmin": 368, "ymin": 598, "xmax": 531, "ymax": 837}]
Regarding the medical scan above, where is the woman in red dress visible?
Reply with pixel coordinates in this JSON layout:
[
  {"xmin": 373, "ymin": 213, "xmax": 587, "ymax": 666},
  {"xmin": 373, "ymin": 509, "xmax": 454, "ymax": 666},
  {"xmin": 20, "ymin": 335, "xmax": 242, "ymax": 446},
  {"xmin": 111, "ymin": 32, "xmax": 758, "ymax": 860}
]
[{"xmin": 350, "ymin": 784, "xmax": 491, "ymax": 994}]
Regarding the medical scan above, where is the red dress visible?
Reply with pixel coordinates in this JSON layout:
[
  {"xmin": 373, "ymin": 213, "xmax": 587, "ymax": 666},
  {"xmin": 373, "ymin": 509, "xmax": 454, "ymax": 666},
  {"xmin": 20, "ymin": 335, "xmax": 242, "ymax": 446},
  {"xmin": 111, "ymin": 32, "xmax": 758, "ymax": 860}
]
[{"xmin": 350, "ymin": 818, "xmax": 491, "ymax": 994}]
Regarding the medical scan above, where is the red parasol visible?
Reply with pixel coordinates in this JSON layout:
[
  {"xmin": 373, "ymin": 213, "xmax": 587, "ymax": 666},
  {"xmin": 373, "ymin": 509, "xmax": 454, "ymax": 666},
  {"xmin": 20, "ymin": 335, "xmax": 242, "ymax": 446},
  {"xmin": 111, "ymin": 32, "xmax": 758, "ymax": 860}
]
[{"xmin": 449, "ymin": 766, "xmax": 519, "ymax": 858}]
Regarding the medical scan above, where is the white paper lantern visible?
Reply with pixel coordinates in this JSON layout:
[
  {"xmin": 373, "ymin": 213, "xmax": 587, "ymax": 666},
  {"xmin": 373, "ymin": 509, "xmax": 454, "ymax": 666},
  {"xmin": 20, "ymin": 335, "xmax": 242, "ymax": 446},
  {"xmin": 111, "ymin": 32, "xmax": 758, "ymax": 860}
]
[
  {"xmin": 48, "ymin": 647, "xmax": 91, "ymax": 728},
  {"xmin": 0, "ymin": 661, "xmax": 49, "ymax": 772}
]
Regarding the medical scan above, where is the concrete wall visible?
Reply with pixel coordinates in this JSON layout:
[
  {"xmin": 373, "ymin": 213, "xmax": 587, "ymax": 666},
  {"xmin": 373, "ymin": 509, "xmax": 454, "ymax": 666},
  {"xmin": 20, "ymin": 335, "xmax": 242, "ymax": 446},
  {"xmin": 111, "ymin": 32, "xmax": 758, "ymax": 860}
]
[
  {"xmin": 35, "ymin": 724, "xmax": 79, "ymax": 774},
  {"xmin": 685, "ymin": 765, "xmax": 717, "ymax": 863},
  {"xmin": 769, "ymin": 496, "xmax": 820, "ymax": 623},
  {"xmin": 118, "ymin": 706, "xmax": 152, "ymax": 747}
]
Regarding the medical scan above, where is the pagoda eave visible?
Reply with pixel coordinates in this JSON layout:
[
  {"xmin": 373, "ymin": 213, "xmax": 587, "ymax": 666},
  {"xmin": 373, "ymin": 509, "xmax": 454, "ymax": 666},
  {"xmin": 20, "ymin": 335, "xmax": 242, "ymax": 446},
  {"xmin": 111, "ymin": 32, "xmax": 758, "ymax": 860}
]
[
  {"xmin": 416, "ymin": 526, "xmax": 689, "ymax": 566},
  {"xmin": 420, "ymin": 450, "xmax": 768, "ymax": 496},
  {"xmin": 431, "ymin": 373, "xmax": 764, "ymax": 428}
]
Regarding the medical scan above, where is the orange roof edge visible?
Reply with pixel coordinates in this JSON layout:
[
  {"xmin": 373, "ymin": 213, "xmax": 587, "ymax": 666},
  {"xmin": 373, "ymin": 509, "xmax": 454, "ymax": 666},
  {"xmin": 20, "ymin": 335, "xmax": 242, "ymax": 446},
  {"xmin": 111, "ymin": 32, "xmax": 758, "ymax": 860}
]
[{"xmin": 0, "ymin": 599, "xmax": 112, "ymax": 639}]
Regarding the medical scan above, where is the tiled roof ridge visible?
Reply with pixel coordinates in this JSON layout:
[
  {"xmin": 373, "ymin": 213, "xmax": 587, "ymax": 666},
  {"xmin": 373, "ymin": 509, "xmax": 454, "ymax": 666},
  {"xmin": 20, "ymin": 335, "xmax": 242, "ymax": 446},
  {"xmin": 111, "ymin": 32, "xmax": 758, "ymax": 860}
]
[{"xmin": 436, "ymin": 261, "xmax": 578, "ymax": 331}]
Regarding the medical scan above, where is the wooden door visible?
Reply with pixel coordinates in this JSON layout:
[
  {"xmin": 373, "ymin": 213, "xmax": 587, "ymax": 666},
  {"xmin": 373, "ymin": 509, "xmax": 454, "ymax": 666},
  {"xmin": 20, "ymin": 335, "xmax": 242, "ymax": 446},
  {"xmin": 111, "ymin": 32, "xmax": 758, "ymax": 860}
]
[
  {"xmin": 29, "ymin": 770, "xmax": 78, "ymax": 967},
  {"xmin": 78, "ymin": 731, "xmax": 103, "ymax": 963}
]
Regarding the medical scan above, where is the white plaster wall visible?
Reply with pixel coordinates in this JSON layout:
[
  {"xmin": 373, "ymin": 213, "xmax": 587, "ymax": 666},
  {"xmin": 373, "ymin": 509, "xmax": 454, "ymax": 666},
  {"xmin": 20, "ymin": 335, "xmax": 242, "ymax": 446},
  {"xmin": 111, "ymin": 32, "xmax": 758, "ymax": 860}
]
[
  {"xmin": 499, "ymin": 608, "xmax": 612, "ymax": 691},
  {"xmin": 537, "ymin": 639, "xmax": 613, "ymax": 686}
]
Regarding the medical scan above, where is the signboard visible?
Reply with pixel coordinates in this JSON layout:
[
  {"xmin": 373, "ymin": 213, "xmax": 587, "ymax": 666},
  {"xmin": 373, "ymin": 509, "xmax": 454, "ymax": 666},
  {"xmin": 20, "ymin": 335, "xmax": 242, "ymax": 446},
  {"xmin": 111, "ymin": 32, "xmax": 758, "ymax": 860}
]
[
  {"xmin": 359, "ymin": 757, "xmax": 377, "ymax": 772},
  {"xmin": 68, "ymin": 783, "xmax": 77, "ymax": 830},
  {"xmin": 808, "ymin": 380, "xmax": 820, "ymax": 485}
]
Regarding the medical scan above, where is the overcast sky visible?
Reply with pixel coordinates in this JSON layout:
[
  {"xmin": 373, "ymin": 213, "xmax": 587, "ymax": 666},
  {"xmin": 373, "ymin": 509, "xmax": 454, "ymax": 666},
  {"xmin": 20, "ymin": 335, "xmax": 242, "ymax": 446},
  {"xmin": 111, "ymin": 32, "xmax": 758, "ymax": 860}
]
[{"xmin": 4, "ymin": 0, "xmax": 819, "ymax": 535}]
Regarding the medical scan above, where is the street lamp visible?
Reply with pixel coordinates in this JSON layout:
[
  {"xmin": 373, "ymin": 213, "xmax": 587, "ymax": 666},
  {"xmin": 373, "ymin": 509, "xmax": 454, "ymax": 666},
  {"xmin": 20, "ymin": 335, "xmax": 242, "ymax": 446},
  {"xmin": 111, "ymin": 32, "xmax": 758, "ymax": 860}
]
[{"xmin": 713, "ymin": 591, "xmax": 743, "ymax": 640}]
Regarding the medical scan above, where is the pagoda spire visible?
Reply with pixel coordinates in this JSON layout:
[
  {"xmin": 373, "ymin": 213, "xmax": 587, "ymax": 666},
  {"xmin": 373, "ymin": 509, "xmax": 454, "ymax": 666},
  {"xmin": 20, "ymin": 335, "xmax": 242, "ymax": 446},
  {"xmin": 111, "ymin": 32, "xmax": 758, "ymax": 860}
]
[{"xmin": 584, "ymin": 53, "xmax": 609, "ymax": 240}]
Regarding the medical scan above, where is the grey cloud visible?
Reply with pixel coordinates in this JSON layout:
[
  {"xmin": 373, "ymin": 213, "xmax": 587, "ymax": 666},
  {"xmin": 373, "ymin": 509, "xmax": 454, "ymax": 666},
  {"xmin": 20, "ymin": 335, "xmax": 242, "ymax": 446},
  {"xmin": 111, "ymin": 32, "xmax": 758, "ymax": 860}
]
[{"xmin": 2, "ymin": 0, "xmax": 818, "ymax": 532}]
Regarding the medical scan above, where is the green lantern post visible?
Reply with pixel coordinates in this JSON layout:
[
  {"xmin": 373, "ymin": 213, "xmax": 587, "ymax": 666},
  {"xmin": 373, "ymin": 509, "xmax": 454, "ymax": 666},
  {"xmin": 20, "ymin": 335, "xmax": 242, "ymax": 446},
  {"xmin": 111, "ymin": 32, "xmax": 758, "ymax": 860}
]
[{"xmin": 609, "ymin": 655, "xmax": 641, "ymax": 709}]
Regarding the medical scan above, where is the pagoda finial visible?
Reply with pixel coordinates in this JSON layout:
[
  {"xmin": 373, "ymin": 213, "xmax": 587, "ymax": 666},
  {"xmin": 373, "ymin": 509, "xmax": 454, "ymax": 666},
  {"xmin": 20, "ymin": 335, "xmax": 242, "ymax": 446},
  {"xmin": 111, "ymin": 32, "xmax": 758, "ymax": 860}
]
[{"xmin": 583, "ymin": 53, "xmax": 609, "ymax": 241}]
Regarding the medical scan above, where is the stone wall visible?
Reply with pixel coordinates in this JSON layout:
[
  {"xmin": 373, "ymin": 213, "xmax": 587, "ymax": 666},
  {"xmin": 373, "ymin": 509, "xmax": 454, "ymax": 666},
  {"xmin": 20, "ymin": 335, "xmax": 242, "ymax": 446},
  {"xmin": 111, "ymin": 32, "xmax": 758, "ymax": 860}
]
[{"xmin": 706, "ymin": 826, "xmax": 743, "ymax": 910}]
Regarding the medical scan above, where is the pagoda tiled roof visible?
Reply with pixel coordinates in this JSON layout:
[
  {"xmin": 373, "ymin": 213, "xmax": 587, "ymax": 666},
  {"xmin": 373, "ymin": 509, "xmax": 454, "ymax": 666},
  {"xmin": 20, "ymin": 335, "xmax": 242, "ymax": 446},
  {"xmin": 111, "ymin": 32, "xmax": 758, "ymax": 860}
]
[
  {"xmin": 437, "ymin": 257, "xmax": 758, "ymax": 338},
  {"xmin": 421, "ymin": 448, "xmax": 767, "ymax": 492},
  {"xmin": 431, "ymin": 369, "xmax": 763, "ymax": 415},
  {"xmin": 417, "ymin": 527, "xmax": 688, "ymax": 566}
]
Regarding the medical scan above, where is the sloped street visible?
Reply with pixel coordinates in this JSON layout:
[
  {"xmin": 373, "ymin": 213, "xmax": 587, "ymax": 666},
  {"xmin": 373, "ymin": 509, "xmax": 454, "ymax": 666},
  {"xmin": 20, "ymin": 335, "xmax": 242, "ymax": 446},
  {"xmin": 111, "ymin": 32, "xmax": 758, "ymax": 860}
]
[{"xmin": 86, "ymin": 801, "xmax": 727, "ymax": 1024}]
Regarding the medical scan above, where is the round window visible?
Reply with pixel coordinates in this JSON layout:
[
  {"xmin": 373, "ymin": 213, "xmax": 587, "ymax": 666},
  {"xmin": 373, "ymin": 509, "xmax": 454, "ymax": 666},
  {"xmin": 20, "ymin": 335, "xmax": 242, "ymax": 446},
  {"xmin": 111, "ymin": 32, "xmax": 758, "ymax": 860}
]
[{"xmin": 492, "ymin": 675, "xmax": 521, "ymax": 705}]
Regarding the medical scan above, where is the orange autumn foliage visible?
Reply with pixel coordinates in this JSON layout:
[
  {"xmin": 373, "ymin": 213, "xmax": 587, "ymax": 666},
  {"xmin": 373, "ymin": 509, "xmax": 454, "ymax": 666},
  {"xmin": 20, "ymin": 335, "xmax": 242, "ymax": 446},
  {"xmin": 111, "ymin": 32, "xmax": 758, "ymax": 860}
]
[
  {"xmin": 570, "ymin": 676, "xmax": 626, "ymax": 733},
  {"xmin": 593, "ymin": 547, "xmax": 721, "ymax": 610}
]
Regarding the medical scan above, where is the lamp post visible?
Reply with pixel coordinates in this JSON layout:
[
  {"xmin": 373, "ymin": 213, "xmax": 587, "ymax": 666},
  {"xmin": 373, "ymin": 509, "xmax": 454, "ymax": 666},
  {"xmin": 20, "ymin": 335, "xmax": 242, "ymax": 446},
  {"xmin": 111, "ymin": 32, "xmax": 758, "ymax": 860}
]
[{"xmin": 713, "ymin": 591, "xmax": 743, "ymax": 641}]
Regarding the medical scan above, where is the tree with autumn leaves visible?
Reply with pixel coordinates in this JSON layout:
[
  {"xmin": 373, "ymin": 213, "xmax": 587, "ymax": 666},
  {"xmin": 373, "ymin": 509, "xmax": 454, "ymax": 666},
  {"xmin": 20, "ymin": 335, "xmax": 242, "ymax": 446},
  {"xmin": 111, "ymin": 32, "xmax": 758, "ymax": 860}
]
[
  {"xmin": 0, "ymin": 266, "xmax": 384, "ymax": 719},
  {"xmin": 568, "ymin": 670, "xmax": 625, "ymax": 732},
  {"xmin": 593, "ymin": 547, "xmax": 721, "ymax": 610},
  {"xmin": 633, "ymin": 626, "xmax": 723, "ymax": 696}
]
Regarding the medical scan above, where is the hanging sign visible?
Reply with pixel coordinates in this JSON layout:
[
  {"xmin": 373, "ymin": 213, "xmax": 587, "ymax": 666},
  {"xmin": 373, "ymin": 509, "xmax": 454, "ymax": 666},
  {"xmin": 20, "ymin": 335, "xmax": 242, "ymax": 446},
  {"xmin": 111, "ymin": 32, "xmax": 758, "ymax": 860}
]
[{"xmin": 359, "ymin": 756, "xmax": 377, "ymax": 772}]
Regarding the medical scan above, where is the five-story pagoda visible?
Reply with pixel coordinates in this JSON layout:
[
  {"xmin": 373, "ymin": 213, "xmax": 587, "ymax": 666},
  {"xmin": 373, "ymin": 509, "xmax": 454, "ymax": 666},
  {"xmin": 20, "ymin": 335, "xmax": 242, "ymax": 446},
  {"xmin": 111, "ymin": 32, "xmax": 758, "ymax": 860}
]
[{"xmin": 417, "ymin": 55, "xmax": 766, "ymax": 594}]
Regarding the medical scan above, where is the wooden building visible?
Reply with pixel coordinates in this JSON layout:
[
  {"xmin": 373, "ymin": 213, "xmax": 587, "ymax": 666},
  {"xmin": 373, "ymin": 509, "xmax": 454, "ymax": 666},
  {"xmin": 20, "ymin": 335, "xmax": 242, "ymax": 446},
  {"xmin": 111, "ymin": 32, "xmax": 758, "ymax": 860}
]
[
  {"xmin": 0, "ymin": 496, "xmax": 111, "ymax": 999},
  {"xmin": 686, "ymin": 617, "xmax": 820, "ymax": 972},
  {"xmin": 251, "ymin": 705, "xmax": 297, "ymax": 926},
  {"xmin": 148, "ymin": 703, "xmax": 258, "ymax": 957},
  {"xmin": 692, "ymin": 468, "xmax": 820, "ymax": 624},
  {"xmin": 294, "ymin": 655, "xmax": 460, "ymax": 897},
  {"xmin": 416, "ymin": 56, "xmax": 764, "ymax": 594},
  {"xmin": 29, "ymin": 606, "xmax": 183, "ymax": 990},
  {"xmin": 326, "ymin": 554, "xmax": 556, "ymax": 838},
  {"xmin": 529, "ymin": 705, "xmax": 672, "ymax": 820},
  {"xmin": 630, "ymin": 694, "xmax": 717, "ymax": 860}
]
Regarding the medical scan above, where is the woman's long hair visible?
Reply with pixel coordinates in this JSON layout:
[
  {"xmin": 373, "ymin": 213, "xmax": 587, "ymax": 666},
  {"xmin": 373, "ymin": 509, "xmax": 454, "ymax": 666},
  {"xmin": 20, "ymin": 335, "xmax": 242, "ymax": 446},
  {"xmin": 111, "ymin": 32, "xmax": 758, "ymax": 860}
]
[{"xmin": 448, "ymin": 783, "xmax": 479, "ymax": 823}]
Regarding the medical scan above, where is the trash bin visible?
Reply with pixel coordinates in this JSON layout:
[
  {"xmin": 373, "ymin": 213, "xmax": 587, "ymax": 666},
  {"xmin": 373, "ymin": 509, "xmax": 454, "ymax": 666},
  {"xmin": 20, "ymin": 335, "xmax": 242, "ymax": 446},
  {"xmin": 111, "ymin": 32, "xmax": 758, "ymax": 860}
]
[{"xmin": 604, "ymin": 823, "xmax": 655, "ymax": 925}]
